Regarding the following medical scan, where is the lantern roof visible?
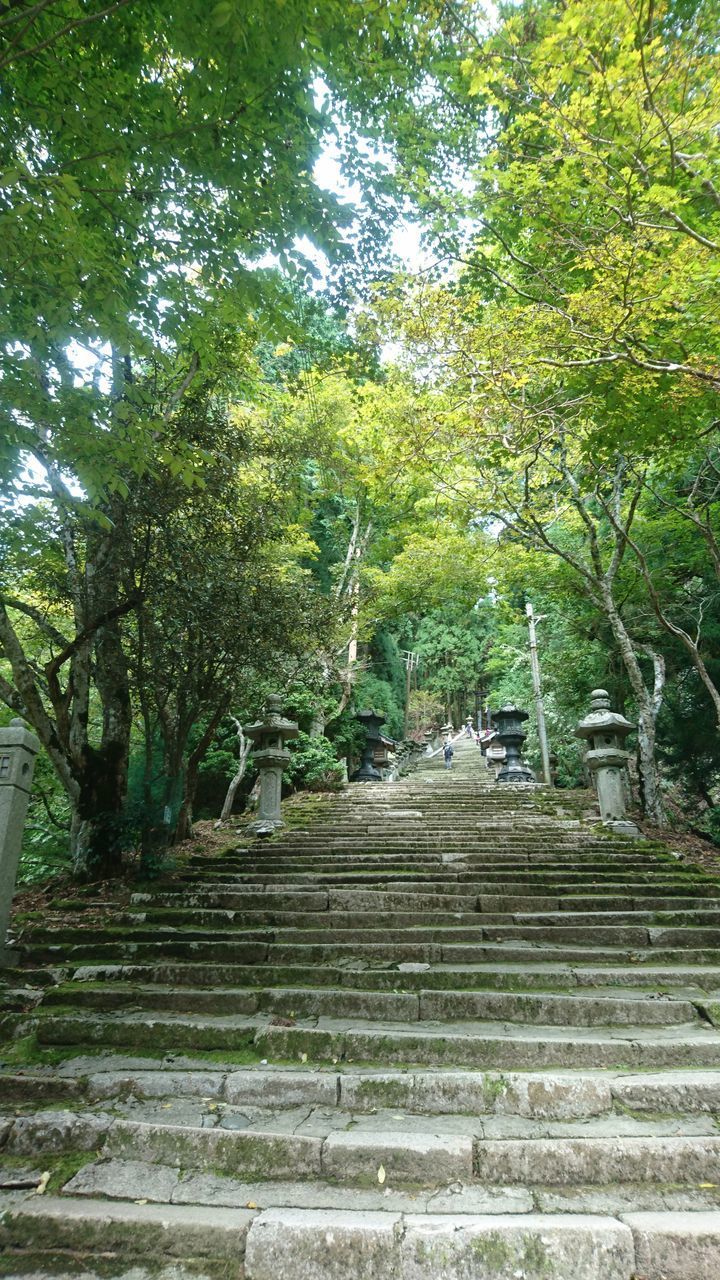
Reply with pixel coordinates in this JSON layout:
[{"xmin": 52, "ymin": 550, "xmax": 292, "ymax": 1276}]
[
  {"xmin": 245, "ymin": 693, "xmax": 299, "ymax": 743},
  {"xmin": 575, "ymin": 689, "xmax": 635, "ymax": 742}
]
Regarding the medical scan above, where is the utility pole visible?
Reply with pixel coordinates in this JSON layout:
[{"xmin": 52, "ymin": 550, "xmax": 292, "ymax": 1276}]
[
  {"xmin": 401, "ymin": 650, "xmax": 419, "ymax": 738},
  {"xmin": 525, "ymin": 602, "xmax": 553, "ymax": 786}
]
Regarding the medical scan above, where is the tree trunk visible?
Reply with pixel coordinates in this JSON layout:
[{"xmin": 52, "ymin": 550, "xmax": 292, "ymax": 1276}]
[
  {"xmin": 220, "ymin": 720, "xmax": 251, "ymax": 821},
  {"xmin": 309, "ymin": 710, "xmax": 326, "ymax": 737},
  {"xmin": 601, "ymin": 588, "xmax": 666, "ymax": 824},
  {"xmin": 172, "ymin": 706, "xmax": 226, "ymax": 842},
  {"xmin": 70, "ymin": 741, "xmax": 129, "ymax": 878},
  {"xmin": 175, "ymin": 780, "xmax": 195, "ymax": 843}
]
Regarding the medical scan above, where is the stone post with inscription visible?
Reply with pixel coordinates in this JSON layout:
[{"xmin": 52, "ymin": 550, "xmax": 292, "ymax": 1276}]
[
  {"xmin": 244, "ymin": 695, "xmax": 299, "ymax": 836},
  {"xmin": 0, "ymin": 719, "xmax": 40, "ymax": 963}
]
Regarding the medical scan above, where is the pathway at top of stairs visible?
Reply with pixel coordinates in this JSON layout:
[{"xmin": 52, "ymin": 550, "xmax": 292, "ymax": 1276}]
[{"xmin": 3, "ymin": 736, "xmax": 720, "ymax": 1277}]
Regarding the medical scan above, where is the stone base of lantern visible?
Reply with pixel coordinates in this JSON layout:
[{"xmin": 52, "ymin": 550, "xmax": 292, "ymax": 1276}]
[
  {"xmin": 352, "ymin": 761, "xmax": 382, "ymax": 782},
  {"xmin": 497, "ymin": 761, "xmax": 536, "ymax": 784},
  {"xmin": 603, "ymin": 818, "xmax": 642, "ymax": 837},
  {"xmin": 246, "ymin": 818, "xmax": 284, "ymax": 837}
]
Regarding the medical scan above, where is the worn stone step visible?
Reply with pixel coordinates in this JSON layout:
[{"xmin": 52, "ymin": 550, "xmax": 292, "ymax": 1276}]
[
  {"xmin": 22, "ymin": 1010, "xmax": 720, "ymax": 1068},
  {"xmin": 59, "ymin": 958, "xmax": 720, "ymax": 994},
  {"xmin": 10, "ymin": 1063, "xmax": 720, "ymax": 1121},
  {"xmin": 50, "ymin": 1153, "xmax": 720, "ymax": 1217},
  {"xmin": 24, "ymin": 937, "xmax": 720, "ymax": 969},
  {"xmin": 9, "ymin": 1063, "xmax": 720, "ymax": 1120},
  {"xmin": 0, "ymin": 1197, "xmax": 656, "ymax": 1280},
  {"xmin": 134, "ymin": 881, "xmax": 720, "ymax": 905},
  {"xmin": 0, "ymin": 1194, "xmax": 254, "ymax": 1269},
  {"xmin": 2, "ymin": 1110, "xmax": 473, "ymax": 1186},
  {"xmin": 475, "ymin": 1134, "xmax": 720, "ymax": 1186},
  {"xmin": 39, "ymin": 981, "xmax": 699, "ymax": 1026},
  {"xmin": 515, "ymin": 908, "xmax": 720, "ymax": 927},
  {"xmin": 8, "ymin": 1107, "xmax": 720, "ymax": 1192}
]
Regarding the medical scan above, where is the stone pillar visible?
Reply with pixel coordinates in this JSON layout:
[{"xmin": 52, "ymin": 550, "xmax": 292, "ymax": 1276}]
[
  {"xmin": 491, "ymin": 705, "xmax": 536, "ymax": 783},
  {"xmin": 0, "ymin": 719, "xmax": 40, "ymax": 964},
  {"xmin": 244, "ymin": 695, "xmax": 299, "ymax": 836},
  {"xmin": 351, "ymin": 710, "xmax": 385, "ymax": 782},
  {"xmin": 575, "ymin": 689, "xmax": 640, "ymax": 836}
]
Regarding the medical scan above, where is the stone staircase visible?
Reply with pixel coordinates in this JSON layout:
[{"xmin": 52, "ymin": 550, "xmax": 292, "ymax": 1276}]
[{"xmin": 2, "ymin": 736, "xmax": 720, "ymax": 1277}]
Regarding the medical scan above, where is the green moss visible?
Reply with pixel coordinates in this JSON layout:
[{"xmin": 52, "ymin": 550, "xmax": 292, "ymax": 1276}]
[
  {"xmin": 700, "ymin": 1002, "xmax": 720, "ymax": 1027},
  {"xmin": 0, "ymin": 1032, "xmax": 79, "ymax": 1067},
  {"xmin": 184, "ymin": 1045, "xmax": 266, "ymax": 1066},
  {"xmin": 0, "ymin": 1249, "xmax": 234, "ymax": 1280},
  {"xmin": 482, "ymin": 1073, "xmax": 510, "ymax": 1105},
  {"xmin": 343, "ymin": 1077, "xmax": 412, "ymax": 1107},
  {"xmin": 45, "ymin": 1150, "xmax": 96, "ymax": 1194}
]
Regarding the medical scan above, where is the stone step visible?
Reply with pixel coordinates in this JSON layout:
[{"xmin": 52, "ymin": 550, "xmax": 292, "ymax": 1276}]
[
  {"xmin": 118, "ymin": 903, "xmax": 720, "ymax": 929},
  {"xmin": 18, "ymin": 921, "xmax": 712, "ymax": 962},
  {"xmin": 58, "ymin": 958, "xmax": 720, "ymax": 993},
  {"xmin": 200, "ymin": 850, "xmax": 665, "ymax": 865},
  {"xmin": 7, "ymin": 1064, "xmax": 720, "ymax": 1119},
  {"xmin": 3, "ymin": 1189, "xmax": 720, "ymax": 1280},
  {"xmin": 6, "ymin": 1106, "xmax": 720, "ymax": 1190},
  {"xmin": 124, "ymin": 884, "xmax": 720, "ymax": 911},
  {"xmin": 23, "ymin": 937, "xmax": 720, "ymax": 969},
  {"xmin": 22, "ymin": 1010, "xmax": 720, "ymax": 1068},
  {"xmin": 475, "ymin": 1134, "xmax": 720, "ymax": 1186},
  {"xmin": 0, "ymin": 1195, "xmax": 254, "ymax": 1273},
  {"xmin": 0, "ymin": 1194, "xmax": 667, "ymax": 1280},
  {"xmin": 132, "ymin": 885, "xmax": 720, "ymax": 908},
  {"xmin": 48, "ymin": 1154, "xmax": 720, "ymax": 1217},
  {"xmin": 39, "ymin": 981, "xmax": 699, "ymax": 1026}
]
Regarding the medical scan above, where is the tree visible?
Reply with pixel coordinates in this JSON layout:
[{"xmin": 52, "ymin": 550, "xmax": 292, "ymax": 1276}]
[
  {"xmin": 0, "ymin": 0, "xmax": 477, "ymax": 869},
  {"xmin": 363, "ymin": 0, "xmax": 720, "ymax": 823},
  {"xmin": 456, "ymin": 0, "xmax": 720, "ymax": 411}
]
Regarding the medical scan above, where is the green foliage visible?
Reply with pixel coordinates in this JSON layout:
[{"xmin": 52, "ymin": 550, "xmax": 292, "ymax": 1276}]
[
  {"xmin": 368, "ymin": 629, "xmax": 407, "ymax": 718},
  {"xmin": 17, "ymin": 753, "xmax": 72, "ymax": 886},
  {"xmin": 354, "ymin": 671, "xmax": 404, "ymax": 740},
  {"xmin": 286, "ymin": 731, "xmax": 344, "ymax": 791},
  {"xmin": 412, "ymin": 606, "xmax": 490, "ymax": 724}
]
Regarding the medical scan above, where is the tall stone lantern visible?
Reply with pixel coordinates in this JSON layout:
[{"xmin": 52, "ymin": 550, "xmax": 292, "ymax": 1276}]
[
  {"xmin": 575, "ymin": 689, "xmax": 639, "ymax": 836},
  {"xmin": 491, "ymin": 705, "xmax": 536, "ymax": 784},
  {"xmin": 245, "ymin": 695, "xmax": 299, "ymax": 835},
  {"xmin": 352, "ymin": 710, "xmax": 385, "ymax": 782},
  {"xmin": 0, "ymin": 719, "xmax": 40, "ymax": 963}
]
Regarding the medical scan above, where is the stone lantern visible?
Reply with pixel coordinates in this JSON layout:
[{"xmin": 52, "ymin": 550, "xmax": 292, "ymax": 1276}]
[
  {"xmin": 352, "ymin": 710, "xmax": 385, "ymax": 782},
  {"xmin": 575, "ymin": 689, "xmax": 639, "ymax": 836},
  {"xmin": 491, "ymin": 705, "xmax": 536, "ymax": 784},
  {"xmin": 244, "ymin": 695, "xmax": 299, "ymax": 835},
  {"xmin": 0, "ymin": 719, "xmax": 40, "ymax": 964}
]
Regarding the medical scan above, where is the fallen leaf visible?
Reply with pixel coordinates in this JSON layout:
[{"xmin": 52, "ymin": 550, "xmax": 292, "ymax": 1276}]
[
  {"xmin": 35, "ymin": 1171, "xmax": 50, "ymax": 1196},
  {"xmin": 135, "ymin": 1199, "xmax": 148, "ymax": 1205},
  {"xmin": 698, "ymin": 1182, "xmax": 717, "ymax": 1188},
  {"xmin": 246, "ymin": 1201, "xmax": 257, "ymax": 1209},
  {"xmin": 300, "ymin": 1052, "xmax": 308, "ymax": 1063},
  {"xmin": 377, "ymin": 1164, "xmax": 386, "ymax": 1185}
]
